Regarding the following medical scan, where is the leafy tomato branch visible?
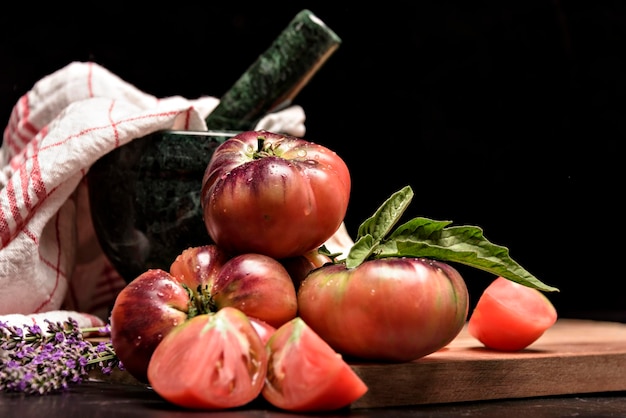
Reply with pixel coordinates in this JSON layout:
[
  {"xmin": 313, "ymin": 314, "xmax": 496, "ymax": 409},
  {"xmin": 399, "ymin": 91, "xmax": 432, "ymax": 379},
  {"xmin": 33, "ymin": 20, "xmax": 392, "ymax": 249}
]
[{"xmin": 339, "ymin": 185, "xmax": 558, "ymax": 293}]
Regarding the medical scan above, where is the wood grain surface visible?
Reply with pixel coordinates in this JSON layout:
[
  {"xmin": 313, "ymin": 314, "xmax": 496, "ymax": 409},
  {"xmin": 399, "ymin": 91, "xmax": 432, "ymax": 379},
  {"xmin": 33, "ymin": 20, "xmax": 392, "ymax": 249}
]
[{"xmin": 350, "ymin": 319, "xmax": 626, "ymax": 408}]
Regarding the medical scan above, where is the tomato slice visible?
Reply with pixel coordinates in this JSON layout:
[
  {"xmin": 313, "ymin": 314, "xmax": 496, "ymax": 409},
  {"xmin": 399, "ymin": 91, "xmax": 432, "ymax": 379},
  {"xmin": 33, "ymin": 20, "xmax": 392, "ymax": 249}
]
[
  {"xmin": 468, "ymin": 276, "xmax": 558, "ymax": 351},
  {"xmin": 147, "ymin": 307, "xmax": 267, "ymax": 410},
  {"xmin": 262, "ymin": 317, "xmax": 368, "ymax": 412}
]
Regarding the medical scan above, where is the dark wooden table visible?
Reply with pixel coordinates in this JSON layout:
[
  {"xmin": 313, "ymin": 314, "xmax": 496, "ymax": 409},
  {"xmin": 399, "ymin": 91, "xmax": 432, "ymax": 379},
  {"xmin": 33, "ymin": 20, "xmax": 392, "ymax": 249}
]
[
  {"xmin": 4, "ymin": 319, "xmax": 626, "ymax": 417},
  {"xmin": 2, "ymin": 381, "xmax": 626, "ymax": 418}
]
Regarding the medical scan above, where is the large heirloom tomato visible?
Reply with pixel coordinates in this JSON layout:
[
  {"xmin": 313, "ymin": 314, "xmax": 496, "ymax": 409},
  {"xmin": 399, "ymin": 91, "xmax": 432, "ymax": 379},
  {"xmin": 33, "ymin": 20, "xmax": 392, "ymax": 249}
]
[
  {"xmin": 201, "ymin": 130, "xmax": 351, "ymax": 259},
  {"xmin": 297, "ymin": 258, "xmax": 469, "ymax": 362}
]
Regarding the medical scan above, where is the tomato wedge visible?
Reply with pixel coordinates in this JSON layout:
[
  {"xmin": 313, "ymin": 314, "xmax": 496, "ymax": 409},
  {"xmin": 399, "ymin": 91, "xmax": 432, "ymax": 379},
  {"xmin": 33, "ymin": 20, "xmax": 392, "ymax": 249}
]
[
  {"xmin": 262, "ymin": 317, "xmax": 368, "ymax": 412},
  {"xmin": 468, "ymin": 276, "xmax": 558, "ymax": 351},
  {"xmin": 147, "ymin": 307, "xmax": 267, "ymax": 410}
]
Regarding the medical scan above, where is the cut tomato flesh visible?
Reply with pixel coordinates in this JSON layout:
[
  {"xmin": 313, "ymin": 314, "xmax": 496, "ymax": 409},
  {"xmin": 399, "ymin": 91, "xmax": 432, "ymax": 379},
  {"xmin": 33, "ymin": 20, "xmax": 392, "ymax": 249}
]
[
  {"xmin": 263, "ymin": 318, "xmax": 368, "ymax": 412},
  {"xmin": 147, "ymin": 309, "xmax": 267, "ymax": 410},
  {"xmin": 468, "ymin": 277, "xmax": 557, "ymax": 351}
]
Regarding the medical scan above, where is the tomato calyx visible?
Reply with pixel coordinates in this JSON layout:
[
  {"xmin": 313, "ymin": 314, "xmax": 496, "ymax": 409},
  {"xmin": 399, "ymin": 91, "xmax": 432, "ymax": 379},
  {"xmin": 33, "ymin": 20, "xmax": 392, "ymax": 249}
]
[
  {"xmin": 252, "ymin": 135, "xmax": 282, "ymax": 159},
  {"xmin": 336, "ymin": 185, "xmax": 559, "ymax": 293},
  {"xmin": 182, "ymin": 284, "xmax": 219, "ymax": 319}
]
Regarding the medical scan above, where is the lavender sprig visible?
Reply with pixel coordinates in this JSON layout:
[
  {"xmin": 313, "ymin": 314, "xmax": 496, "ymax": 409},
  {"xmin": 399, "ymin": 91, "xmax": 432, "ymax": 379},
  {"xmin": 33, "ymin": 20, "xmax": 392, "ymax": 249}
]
[{"xmin": 0, "ymin": 318, "xmax": 122, "ymax": 395}]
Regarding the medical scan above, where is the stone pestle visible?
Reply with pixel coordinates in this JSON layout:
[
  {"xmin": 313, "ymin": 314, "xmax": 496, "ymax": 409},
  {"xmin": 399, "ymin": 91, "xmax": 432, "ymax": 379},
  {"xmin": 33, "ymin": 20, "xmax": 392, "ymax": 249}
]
[{"xmin": 205, "ymin": 9, "xmax": 342, "ymax": 131}]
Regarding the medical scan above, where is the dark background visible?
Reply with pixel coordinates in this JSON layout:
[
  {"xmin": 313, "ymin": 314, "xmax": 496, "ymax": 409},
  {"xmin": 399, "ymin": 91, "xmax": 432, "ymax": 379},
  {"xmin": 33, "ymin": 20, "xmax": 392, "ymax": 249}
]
[{"xmin": 1, "ymin": 2, "xmax": 623, "ymax": 320}]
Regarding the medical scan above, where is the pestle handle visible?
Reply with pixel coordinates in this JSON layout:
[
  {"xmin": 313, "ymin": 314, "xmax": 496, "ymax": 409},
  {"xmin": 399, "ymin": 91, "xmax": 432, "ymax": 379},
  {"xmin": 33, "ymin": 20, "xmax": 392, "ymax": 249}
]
[{"xmin": 204, "ymin": 9, "xmax": 341, "ymax": 132}]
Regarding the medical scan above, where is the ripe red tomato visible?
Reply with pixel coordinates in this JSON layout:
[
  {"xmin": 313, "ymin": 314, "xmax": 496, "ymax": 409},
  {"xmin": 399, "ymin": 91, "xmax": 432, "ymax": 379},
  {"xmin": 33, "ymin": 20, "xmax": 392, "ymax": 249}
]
[
  {"xmin": 263, "ymin": 317, "xmax": 368, "ymax": 412},
  {"xmin": 170, "ymin": 245, "xmax": 297, "ymax": 328},
  {"xmin": 201, "ymin": 130, "xmax": 351, "ymax": 259},
  {"xmin": 297, "ymin": 257, "xmax": 469, "ymax": 362},
  {"xmin": 110, "ymin": 269, "xmax": 190, "ymax": 383},
  {"xmin": 171, "ymin": 245, "xmax": 283, "ymax": 341},
  {"xmin": 468, "ymin": 276, "xmax": 558, "ymax": 351},
  {"xmin": 147, "ymin": 307, "xmax": 268, "ymax": 410},
  {"xmin": 211, "ymin": 253, "xmax": 298, "ymax": 328},
  {"xmin": 111, "ymin": 245, "xmax": 293, "ymax": 382},
  {"xmin": 280, "ymin": 248, "xmax": 332, "ymax": 289}
]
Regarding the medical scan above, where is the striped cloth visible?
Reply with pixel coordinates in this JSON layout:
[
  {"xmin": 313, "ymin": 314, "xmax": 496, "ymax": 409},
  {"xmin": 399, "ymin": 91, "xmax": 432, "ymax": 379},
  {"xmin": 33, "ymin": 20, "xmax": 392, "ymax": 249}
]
[{"xmin": 0, "ymin": 62, "xmax": 306, "ymax": 329}]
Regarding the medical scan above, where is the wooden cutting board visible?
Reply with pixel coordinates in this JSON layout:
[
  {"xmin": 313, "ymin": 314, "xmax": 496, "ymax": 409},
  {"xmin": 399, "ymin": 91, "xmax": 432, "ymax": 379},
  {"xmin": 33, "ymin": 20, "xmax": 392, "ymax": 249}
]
[
  {"xmin": 349, "ymin": 319, "xmax": 626, "ymax": 409},
  {"xmin": 91, "ymin": 319, "xmax": 626, "ymax": 409}
]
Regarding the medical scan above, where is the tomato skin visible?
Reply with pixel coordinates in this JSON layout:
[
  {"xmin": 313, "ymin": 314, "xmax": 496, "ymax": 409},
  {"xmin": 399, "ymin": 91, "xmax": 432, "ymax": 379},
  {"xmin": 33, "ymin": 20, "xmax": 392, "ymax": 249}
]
[
  {"xmin": 280, "ymin": 249, "xmax": 332, "ymax": 289},
  {"xmin": 201, "ymin": 130, "xmax": 351, "ymax": 259},
  {"xmin": 147, "ymin": 307, "xmax": 268, "ymax": 410},
  {"xmin": 110, "ymin": 269, "xmax": 190, "ymax": 383},
  {"xmin": 297, "ymin": 258, "xmax": 469, "ymax": 362},
  {"xmin": 263, "ymin": 317, "xmax": 368, "ymax": 412},
  {"xmin": 468, "ymin": 276, "xmax": 558, "ymax": 351},
  {"xmin": 169, "ymin": 244, "xmax": 230, "ymax": 291},
  {"xmin": 248, "ymin": 316, "xmax": 276, "ymax": 345},
  {"xmin": 170, "ymin": 246, "xmax": 297, "ymax": 328},
  {"xmin": 212, "ymin": 253, "xmax": 298, "ymax": 328}
]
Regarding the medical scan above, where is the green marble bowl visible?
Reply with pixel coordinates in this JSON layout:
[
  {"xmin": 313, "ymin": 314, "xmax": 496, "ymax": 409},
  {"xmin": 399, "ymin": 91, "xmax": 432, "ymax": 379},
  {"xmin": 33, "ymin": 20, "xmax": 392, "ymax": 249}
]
[{"xmin": 87, "ymin": 130, "xmax": 236, "ymax": 282}]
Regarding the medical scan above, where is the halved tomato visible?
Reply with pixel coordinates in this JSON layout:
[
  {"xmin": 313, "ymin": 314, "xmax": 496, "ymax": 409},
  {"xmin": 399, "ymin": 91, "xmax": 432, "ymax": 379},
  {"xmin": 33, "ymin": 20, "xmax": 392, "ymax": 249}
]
[
  {"xmin": 468, "ymin": 276, "xmax": 558, "ymax": 351},
  {"xmin": 147, "ymin": 307, "xmax": 267, "ymax": 410},
  {"xmin": 262, "ymin": 317, "xmax": 368, "ymax": 412}
]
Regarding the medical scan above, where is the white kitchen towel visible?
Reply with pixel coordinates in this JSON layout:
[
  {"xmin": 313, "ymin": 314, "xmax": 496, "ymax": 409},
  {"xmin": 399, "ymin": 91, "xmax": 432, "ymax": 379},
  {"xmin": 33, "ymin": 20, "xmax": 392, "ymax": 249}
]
[{"xmin": 0, "ymin": 61, "xmax": 306, "ymax": 329}]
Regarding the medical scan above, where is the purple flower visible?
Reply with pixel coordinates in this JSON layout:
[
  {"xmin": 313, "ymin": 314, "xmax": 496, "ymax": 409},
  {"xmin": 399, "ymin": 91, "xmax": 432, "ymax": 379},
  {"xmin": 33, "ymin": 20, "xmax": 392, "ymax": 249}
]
[
  {"xmin": 0, "ymin": 317, "xmax": 121, "ymax": 395},
  {"xmin": 25, "ymin": 324, "xmax": 42, "ymax": 336}
]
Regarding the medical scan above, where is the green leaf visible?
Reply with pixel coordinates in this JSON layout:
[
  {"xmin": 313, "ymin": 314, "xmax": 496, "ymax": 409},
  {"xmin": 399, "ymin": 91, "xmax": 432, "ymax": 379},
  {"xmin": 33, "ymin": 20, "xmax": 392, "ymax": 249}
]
[
  {"xmin": 376, "ymin": 223, "xmax": 558, "ymax": 292},
  {"xmin": 345, "ymin": 235, "xmax": 376, "ymax": 268},
  {"xmin": 317, "ymin": 245, "xmax": 343, "ymax": 262},
  {"xmin": 344, "ymin": 185, "xmax": 559, "ymax": 293},
  {"xmin": 356, "ymin": 185, "xmax": 413, "ymax": 242},
  {"xmin": 347, "ymin": 185, "xmax": 413, "ymax": 268},
  {"xmin": 388, "ymin": 216, "xmax": 454, "ymax": 239}
]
